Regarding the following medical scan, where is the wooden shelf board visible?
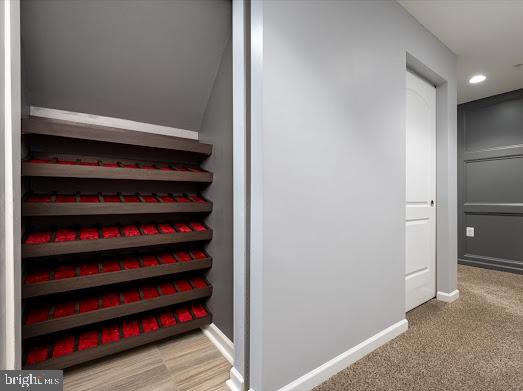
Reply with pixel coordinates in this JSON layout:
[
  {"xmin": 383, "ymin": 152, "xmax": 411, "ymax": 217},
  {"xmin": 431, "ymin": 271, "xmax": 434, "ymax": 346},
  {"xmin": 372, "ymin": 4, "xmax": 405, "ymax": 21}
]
[
  {"xmin": 22, "ymin": 230, "xmax": 213, "ymax": 259},
  {"xmin": 23, "ymin": 258, "xmax": 212, "ymax": 298},
  {"xmin": 22, "ymin": 201, "xmax": 212, "ymax": 216},
  {"xmin": 22, "ymin": 162, "xmax": 213, "ymax": 183},
  {"xmin": 22, "ymin": 117, "xmax": 212, "ymax": 156},
  {"xmin": 23, "ymin": 286, "xmax": 212, "ymax": 339},
  {"xmin": 23, "ymin": 314, "xmax": 211, "ymax": 370}
]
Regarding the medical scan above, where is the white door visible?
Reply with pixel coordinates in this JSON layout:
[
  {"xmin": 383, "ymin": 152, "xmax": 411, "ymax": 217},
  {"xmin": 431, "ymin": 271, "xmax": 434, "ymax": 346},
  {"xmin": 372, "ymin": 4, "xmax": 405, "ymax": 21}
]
[{"xmin": 405, "ymin": 71, "xmax": 436, "ymax": 312}]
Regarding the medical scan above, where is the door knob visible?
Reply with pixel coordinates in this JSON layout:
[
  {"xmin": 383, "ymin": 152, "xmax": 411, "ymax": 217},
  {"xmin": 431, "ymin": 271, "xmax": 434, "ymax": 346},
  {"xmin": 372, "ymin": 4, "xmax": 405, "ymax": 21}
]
[{"xmin": 431, "ymin": 200, "xmax": 434, "ymax": 207}]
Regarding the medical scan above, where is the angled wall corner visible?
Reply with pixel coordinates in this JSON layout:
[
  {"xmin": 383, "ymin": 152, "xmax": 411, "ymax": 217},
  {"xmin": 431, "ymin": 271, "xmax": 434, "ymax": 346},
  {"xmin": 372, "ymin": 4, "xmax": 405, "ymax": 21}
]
[{"xmin": 199, "ymin": 36, "xmax": 234, "ymax": 340}]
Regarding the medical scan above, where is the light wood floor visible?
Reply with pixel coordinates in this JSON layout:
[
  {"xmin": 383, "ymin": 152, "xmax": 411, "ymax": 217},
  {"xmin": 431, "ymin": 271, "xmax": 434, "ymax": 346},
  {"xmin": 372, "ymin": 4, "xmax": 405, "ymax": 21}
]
[{"xmin": 64, "ymin": 330, "xmax": 231, "ymax": 391}]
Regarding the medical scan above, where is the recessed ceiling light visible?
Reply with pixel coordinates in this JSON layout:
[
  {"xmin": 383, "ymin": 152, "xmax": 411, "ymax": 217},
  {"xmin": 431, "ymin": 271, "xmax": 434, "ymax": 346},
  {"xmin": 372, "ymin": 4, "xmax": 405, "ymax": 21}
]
[{"xmin": 469, "ymin": 74, "xmax": 486, "ymax": 84}]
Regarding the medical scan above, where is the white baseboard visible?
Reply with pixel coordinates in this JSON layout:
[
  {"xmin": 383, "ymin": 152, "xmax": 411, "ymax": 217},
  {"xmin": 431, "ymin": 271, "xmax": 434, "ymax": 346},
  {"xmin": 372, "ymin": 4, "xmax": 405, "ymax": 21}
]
[
  {"xmin": 277, "ymin": 319, "xmax": 409, "ymax": 391},
  {"xmin": 202, "ymin": 323, "xmax": 234, "ymax": 365},
  {"xmin": 30, "ymin": 106, "xmax": 199, "ymax": 140},
  {"xmin": 436, "ymin": 289, "xmax": 459, "ymax": 303},
  {"xmin": 226, "ymin": 367, "xmax": 245, "ymax": 391}
]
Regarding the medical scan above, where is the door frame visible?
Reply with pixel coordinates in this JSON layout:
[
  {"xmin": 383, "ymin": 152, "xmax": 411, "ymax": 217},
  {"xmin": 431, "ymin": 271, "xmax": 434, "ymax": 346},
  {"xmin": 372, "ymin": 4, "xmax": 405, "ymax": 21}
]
[
  {"xmin": 228, "ymin": 0, "xmax": 249, "ymax": 390},
  {"xmin": 1, "ymin": 0, "xmax": 22, "ymax": 369},
  {"xmin": 406, "ymin": 53, "xmax": 459, "ymax": 308},
  {"xmin": 405, "ymin": 69, "xmax": 437, "ymax": 311}
]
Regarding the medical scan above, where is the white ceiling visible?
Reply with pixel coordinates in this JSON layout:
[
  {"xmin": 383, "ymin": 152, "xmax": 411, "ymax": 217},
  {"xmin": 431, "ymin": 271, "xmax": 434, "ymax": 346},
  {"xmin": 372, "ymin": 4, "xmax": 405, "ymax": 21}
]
[{"xmin": 399, "ymin": 0, "xmax": 523, "ymax": 104}]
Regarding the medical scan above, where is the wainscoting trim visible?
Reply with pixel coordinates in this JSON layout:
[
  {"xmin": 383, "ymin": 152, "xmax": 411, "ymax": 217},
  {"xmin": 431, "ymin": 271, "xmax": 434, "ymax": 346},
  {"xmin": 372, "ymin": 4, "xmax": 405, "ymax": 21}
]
[
  {"xmin": 463, "ymin": 203, "xmax": 523, "ymax": 214},
  {"xmin": 458, "ymin": 90, "xmax": 523, "ymax": 277},
  {"xmin": 459, "ymin": 256, "xmax": 523, "ymax": 274},
  {"xmin": 463, "ymin": 144, "xmax": 523, "ymax": 161}
]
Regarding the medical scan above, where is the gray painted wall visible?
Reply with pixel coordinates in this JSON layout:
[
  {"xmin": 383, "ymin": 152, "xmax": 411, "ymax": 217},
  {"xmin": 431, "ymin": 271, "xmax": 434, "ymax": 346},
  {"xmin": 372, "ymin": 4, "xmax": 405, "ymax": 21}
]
[
  {"xmin": 458, "ymin": 89, "xmax": 523, "ymax": 274},
  {"xmin": 200, "ymin": 39, "xmax": 234, "ymax": 340},
  {"xmin": 21, "ymin": 0, "xmax": 231, "ymax": 131},
  {"xmin": 249, "ymin": 1, "xmax": 457, "ymax": 389}
]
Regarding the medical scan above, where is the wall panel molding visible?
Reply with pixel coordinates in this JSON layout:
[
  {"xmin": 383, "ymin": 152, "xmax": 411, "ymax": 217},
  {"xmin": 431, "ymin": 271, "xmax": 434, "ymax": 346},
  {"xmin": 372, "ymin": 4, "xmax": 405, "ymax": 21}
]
[
  {"xmin": 459, "ymin": 255, "xmax": 523, "ymax": 275},
  {"xmin": 458, "ymin": 89, "xmax": 523, "ymax": 274},
  {"xmin": 463, "ymin": 145, "xmax": 523, "ymax": 161},
  {"xmin": 463, "ymin": 203, "xmax": 523, "ymax": 214}
]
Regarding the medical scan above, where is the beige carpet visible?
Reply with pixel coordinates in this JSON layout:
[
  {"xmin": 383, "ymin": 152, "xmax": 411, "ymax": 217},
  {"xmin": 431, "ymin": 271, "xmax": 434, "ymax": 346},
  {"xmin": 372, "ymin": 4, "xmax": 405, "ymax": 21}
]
[{"xmin": 315, "ymin": 265, "xmax": 523, "ymax": 391}]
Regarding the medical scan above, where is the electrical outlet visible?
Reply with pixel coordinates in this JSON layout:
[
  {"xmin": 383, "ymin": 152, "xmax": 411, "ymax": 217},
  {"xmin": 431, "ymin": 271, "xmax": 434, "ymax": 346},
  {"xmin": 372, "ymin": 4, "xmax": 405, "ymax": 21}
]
[{"xmin": 466, "ymin": 227, "xmax": 475, "ymax": 238}]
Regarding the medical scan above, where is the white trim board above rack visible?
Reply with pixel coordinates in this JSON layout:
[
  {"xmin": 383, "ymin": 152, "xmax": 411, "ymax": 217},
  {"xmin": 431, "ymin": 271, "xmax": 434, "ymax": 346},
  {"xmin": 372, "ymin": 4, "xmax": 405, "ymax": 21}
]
[{"xmin": 30, "ymin": 106, "xmax": 199, "ymax": 140}]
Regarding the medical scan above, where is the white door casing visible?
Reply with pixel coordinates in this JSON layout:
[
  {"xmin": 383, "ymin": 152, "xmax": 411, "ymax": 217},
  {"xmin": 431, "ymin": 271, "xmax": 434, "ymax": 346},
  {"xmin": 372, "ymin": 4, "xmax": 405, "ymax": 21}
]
[{"xmin": 405, "ymin": 71, "xmax": 436, "ymax": 312}]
